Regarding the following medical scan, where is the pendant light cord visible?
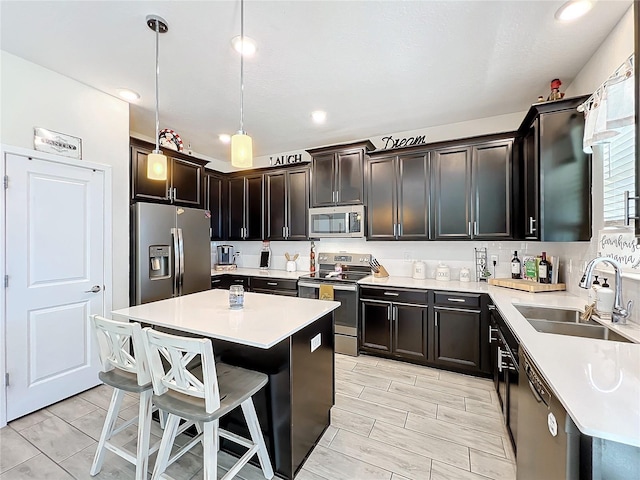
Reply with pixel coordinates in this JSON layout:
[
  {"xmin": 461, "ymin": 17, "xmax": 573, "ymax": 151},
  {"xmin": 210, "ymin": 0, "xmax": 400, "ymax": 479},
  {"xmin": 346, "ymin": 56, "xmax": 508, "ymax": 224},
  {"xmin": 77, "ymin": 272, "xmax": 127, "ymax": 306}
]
[
  {"xmin": 154, "ymin": 20, "xmax": 161, "ymax": 152},
  {"xmin": 239, "ymin": 0, "xmax": 245, "ymax": 134}
]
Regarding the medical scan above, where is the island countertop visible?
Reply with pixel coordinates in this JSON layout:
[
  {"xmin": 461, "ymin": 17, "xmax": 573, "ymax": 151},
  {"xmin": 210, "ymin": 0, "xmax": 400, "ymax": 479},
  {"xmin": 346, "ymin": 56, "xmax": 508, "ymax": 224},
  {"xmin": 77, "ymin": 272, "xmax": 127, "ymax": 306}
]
[{"xmin": 112, "ymin": 289, "xmax": 340, "ymax": 349}]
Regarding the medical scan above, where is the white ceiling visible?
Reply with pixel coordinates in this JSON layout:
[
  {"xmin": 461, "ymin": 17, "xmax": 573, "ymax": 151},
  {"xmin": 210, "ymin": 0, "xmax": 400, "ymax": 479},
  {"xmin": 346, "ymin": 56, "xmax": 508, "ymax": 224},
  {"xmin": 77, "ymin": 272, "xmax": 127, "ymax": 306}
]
[{"xmin": 0, "ymin": 1, "xmax": 633, "ymax": 163}]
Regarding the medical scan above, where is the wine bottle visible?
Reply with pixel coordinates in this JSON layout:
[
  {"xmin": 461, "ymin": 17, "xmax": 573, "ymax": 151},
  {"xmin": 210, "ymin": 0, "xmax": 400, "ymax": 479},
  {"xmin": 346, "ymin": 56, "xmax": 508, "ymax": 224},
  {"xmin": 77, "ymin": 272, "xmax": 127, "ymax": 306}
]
[
  {"xmin": 538, "ymin": 251, "xmax": 550, "ymax": 284},
  {"xmin": 511, "ymin": 251, "xmax": 521, "ymax": 279}
]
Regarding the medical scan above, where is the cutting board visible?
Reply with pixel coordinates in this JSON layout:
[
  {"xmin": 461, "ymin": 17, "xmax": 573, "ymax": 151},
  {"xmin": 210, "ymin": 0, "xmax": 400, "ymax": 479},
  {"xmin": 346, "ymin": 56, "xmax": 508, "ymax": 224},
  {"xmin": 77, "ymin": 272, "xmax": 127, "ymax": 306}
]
[{"xmin": 488, "ymin": 278, "xmax": 566, "ymax": 293}]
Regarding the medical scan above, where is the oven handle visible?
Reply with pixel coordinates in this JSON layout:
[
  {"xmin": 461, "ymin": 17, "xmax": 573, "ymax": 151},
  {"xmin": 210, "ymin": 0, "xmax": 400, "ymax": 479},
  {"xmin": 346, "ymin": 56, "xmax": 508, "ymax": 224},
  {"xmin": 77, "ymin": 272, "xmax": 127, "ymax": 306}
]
[{"xmin": 298, "ymin": 282, "xmax": 358, "ymax": 292}]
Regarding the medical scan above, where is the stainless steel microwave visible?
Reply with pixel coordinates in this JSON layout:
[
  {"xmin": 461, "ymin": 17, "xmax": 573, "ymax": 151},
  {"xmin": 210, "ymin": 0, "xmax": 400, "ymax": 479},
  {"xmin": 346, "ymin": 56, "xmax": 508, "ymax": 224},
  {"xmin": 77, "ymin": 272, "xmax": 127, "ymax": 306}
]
[{"xmin": 308, "ymin": 205, "xmax": 365, "ymax": 238}]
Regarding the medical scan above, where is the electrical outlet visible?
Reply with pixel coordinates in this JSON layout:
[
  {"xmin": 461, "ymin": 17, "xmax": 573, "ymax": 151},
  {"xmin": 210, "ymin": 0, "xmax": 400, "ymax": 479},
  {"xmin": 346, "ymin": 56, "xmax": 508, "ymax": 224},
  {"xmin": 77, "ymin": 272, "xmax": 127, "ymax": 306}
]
[
  {"xmin": 491, "ymin": 255, "xmax": 498, "ymax": 264},
  {"xmin": 403, "ymin": 251, "xmax": 413, "ymax": 263}
]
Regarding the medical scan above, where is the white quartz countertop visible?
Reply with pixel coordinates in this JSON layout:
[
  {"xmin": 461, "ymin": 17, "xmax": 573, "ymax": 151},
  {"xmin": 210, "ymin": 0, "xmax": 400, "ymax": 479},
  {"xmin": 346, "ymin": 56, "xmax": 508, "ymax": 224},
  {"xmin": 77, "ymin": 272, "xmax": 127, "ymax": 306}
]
[
  {"xmin": 112, "ymin": 289, "xmax": 339, "ymax": 349},
  {"xmin": 211, "ymin": 268, "xmax": 309, "ymax": 280},
  {"xmin": 358, "ymin": 275, "xmax": 640, "ymax": 447}
]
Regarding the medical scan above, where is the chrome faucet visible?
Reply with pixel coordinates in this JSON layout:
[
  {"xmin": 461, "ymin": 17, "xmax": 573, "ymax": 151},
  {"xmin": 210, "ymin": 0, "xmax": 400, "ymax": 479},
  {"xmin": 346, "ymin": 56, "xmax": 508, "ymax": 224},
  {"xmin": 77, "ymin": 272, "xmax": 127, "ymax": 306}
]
[{"xmin": 579, "ymin": 257, "xmax": 633, "ymax": 324}]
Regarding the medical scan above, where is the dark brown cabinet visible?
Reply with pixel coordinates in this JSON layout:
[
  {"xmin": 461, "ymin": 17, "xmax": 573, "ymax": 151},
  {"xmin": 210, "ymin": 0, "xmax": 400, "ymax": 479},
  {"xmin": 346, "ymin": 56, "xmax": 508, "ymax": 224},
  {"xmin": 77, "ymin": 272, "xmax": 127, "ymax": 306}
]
[
  {"xmin": 211, "ymin": 275, "xmax": 250, "ymax": 290},
  {"xmin": 204, "ymin": 170, "xmax": 226, "ymax": 241},
  {"xmin": 307, "ymin": 141, "xmax": 374, "ymax": 207},
  {"xmin": 228, "ymin": 174, "xmax": 263, "ymax": 240},
  {"xmin": 517, "ymin": 96, "xmax": 591, "ymax": 241},
  {"xmin": 431, "ymin": 291, "xmax": 490, "ymax": 375},
  {"xmin": 130, "ymin": 141, "xmax": 205, "ymax": 207},
  {"xmin": 264, "ymin": 166, "xmax": 309, "ymax": 240},
  {"xmin": 366, "ymin": 153, "xmax": 430, "ymax": 240},
  {"xmin": 431, "ymin": 138, "xmax": 513, "ymax": 240},
  {"xmin": 250, "ymin": 277, "xmax": 298, "ymax": 296},
  {"xmin": 360, "ymin": 287, "xmax": 428, "ymax": 362}
]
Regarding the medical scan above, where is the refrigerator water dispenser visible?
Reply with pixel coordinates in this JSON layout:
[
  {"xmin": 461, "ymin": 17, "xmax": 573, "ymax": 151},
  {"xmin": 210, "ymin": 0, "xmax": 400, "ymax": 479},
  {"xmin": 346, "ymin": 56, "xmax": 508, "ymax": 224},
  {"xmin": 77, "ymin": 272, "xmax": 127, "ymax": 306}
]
[{"xmin": 149, "ymin": 245, "xmax": 170, "ymax": 279}]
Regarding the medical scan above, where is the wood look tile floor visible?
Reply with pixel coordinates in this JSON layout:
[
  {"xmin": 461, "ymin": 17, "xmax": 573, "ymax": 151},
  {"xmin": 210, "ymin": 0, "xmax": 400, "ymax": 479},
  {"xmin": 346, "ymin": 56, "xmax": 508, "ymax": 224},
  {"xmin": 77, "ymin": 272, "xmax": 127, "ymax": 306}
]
[{"xmin": 0, "ymin": 354, "xmax": 516, "ymax": 480}]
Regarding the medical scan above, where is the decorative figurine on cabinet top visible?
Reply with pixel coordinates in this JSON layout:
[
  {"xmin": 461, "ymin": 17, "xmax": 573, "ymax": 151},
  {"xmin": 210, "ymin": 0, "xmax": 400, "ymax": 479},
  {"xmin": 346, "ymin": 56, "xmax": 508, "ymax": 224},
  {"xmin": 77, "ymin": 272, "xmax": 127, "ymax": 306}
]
[{"xmin": 547, "ymin": 78, "xmax": 565, "ymax": 101}]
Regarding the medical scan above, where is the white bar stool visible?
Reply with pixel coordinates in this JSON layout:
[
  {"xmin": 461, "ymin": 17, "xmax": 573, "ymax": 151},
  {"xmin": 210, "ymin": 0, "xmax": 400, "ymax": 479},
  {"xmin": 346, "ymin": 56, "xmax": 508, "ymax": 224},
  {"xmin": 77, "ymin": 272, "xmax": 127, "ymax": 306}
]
[
  {"xmin": 142, "ymin": 327, "xmax": 274, "ymax": 480},
  {"xmin": 89, "ymin": 315, "xmax": 161, "ymax": 480}
]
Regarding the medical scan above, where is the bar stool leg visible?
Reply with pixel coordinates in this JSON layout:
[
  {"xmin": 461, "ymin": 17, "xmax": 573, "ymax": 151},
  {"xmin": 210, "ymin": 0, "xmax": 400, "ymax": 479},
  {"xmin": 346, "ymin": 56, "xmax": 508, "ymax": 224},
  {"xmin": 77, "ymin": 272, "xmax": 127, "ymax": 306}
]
[
  {"xmin": 135, "ymin": 389, "xmax": 153, "ymax": 480},
  {"xmin": 241, "ymin": 398, "xmax": 274, "ymax": 479},
  {"xmin": 202, "ymin": 420, "xmax": 219, "ymax": 479},
  {"xmin": 151, "ymin": 413, "xmax": 181, "ymax": 480},
  {"xmin": 90, "ymin": 388, "xmax": 125, "ymax": 476}
]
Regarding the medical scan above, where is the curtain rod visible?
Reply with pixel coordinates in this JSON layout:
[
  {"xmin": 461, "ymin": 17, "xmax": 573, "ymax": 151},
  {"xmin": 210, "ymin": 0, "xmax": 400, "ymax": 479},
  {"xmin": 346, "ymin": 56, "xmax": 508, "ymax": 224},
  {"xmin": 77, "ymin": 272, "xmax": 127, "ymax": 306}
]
[{"xmin": 577, "ymin": 52, "xmax": 635, "ymax": 112}]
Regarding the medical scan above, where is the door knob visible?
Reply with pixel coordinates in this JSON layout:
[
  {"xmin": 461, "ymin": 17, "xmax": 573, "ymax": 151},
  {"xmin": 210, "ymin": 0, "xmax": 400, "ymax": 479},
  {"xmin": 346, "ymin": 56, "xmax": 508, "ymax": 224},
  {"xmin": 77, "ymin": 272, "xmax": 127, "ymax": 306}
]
[{"xmin": 84, "ymin": 285, "xmax": 102, "ymax": 293}]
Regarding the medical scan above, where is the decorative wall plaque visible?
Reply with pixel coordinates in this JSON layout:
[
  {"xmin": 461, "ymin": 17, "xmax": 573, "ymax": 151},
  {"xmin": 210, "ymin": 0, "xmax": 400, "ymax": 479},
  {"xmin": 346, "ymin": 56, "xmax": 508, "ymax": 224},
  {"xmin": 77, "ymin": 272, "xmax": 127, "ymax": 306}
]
[{"xmin": 34, "ymin": 127, "xmax": 82, "ymax": 159}]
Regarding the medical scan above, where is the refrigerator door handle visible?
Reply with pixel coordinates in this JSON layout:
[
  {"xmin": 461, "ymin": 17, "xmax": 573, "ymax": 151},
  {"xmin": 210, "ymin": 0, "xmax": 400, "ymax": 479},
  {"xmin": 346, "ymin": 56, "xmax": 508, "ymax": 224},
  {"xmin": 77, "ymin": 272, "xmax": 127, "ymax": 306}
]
[
  {"xmin": 177, "ymin": 227, "xmax": 185, "ymax": 296},
  {"xmin": 171, "ymin": 227, "xmax": 180, "ymax": 296}
]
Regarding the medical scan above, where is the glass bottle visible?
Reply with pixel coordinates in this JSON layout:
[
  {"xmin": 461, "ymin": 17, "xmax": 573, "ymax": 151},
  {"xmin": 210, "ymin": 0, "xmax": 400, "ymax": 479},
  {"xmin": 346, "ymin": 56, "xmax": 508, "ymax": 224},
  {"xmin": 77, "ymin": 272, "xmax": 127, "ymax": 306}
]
[
  {"xmin": 538, "ymin": 251, "xmax": 550, "ymax": 284},
  {"xmin": 310, "ymin": 241, "xmax": 316, "ymax": 273},
  {"xmin": 511, "ymin": 251, "xmax": 521, "ymax": 279}
]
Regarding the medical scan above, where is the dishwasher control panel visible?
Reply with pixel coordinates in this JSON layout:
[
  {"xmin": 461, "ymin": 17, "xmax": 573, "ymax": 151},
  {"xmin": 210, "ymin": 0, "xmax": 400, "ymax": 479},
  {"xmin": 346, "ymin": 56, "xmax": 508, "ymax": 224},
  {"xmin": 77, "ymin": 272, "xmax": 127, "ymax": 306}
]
[{"xmin": 523, "ymin": 353, "xmax": 552, "ymax": 406}]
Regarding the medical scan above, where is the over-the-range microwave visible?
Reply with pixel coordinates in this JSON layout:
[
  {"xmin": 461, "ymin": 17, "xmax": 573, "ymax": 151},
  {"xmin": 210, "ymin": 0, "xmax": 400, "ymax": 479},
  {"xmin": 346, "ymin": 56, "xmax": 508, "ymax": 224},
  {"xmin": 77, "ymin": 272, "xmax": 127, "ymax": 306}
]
[{"xmin": 308, "ymin": 205, "xmax": 365, "ymax": 238}]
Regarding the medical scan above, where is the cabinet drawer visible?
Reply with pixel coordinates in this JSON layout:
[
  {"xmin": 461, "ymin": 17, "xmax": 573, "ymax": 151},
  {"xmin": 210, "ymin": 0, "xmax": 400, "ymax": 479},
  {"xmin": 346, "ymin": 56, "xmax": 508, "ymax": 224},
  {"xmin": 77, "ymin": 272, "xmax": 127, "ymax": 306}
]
[
  {"xmin": 251, "ymin": 277, "xmax": 298, "ymax": 292},
  {"xmin": 360, "ymin": 287, "xmax": 428, "ymax": 305},
  {"xmin": 433, "ymin": 291, "xmax": 481, "ymax": 308}
]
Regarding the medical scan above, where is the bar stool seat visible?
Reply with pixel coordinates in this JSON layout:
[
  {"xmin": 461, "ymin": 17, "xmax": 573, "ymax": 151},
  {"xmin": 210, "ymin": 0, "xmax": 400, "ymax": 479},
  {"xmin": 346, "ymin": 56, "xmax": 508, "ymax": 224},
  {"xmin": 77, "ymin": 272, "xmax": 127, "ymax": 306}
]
[
  {"xmin": 142, "ymin": 327, "xmax": 274, "ymax": 480},
  {"xmin": 89, "ymin": 315, "xmax": 162, "ymax": 480}
]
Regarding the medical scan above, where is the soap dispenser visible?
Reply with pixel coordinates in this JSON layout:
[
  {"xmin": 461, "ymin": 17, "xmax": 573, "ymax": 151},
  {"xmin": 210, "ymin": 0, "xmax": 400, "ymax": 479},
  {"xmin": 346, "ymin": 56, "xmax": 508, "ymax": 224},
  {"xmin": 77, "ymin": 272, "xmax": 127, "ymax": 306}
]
[
  {"xmin": 596, "ymin": 278, "xmax": 615, "ymax": 319},
  {"xmin": 588, "ymin": 275, "xmax": 601, "ymax": 304}
]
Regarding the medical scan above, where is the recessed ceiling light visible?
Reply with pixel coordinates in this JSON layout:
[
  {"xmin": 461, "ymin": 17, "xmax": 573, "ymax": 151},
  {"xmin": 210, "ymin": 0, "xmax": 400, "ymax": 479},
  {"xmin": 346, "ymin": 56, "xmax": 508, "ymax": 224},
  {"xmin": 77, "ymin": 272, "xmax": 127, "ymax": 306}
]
[
  {"xmin": 231, "ymin": 35, "xmax": 257, "ymax": 56},
  {"xmin": 311, "ymin": 111, "xmax": 327, "ymax": 124},
  {"xmin": 117, "ymin": 88, "xmax": 140, "ymax": 102},
  {"xmin": 219, "ymin": 134, "xmax": 231, "ymax": 144},
  {"xmin": 555, "ymin": 0, "xmax": 593, "ymax": 22}
]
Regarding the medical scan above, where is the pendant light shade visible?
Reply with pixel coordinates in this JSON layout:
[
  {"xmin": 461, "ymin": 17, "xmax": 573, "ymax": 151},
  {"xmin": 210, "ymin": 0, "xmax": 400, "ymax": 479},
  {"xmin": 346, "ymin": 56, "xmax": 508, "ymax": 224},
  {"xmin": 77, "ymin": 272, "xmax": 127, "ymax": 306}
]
[
  {"xmin": 146, "ymin": 14, "xmax": 168, "ymax": 180},
  {"xmin": 231, "ymin": 0, "xmax": 253, "ymax": 168}
]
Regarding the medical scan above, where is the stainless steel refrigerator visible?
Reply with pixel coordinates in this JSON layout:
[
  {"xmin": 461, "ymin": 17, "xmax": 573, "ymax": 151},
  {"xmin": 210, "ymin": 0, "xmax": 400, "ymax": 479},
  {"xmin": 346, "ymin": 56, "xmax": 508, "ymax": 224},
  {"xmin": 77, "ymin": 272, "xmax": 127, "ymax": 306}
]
[{"xmin": 131, "ymin": 203, "xmax": 211, "ymax": 305}]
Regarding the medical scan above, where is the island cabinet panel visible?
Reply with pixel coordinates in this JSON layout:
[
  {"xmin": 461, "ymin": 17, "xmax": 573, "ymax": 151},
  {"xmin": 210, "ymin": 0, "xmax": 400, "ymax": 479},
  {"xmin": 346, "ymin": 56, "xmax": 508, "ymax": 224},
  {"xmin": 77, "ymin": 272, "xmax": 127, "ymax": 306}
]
[
  {"xmin": 204, "ymin": 170, "xmax": 226, "ymax": 241},
  {"xmin": 264, "ymin": 166, "xmax": 309, "ymax": 241},
  {"xmin": 307, "ymin": 140, "xmax": 374, "ymax": 207},
  {"xmin": 366, "ymin": 153, "xmax": 430, "ymax": 240},
  {"xmin": 517, "ymin": 96, "xmax": 591, "ymax": 241},
  {"xmin": 228, "ymin": 174, "xmax": 264, "ymax": 240},
  {"xmin": 130, "ymin": 141, "xmax": 206, "ymax": 207}
]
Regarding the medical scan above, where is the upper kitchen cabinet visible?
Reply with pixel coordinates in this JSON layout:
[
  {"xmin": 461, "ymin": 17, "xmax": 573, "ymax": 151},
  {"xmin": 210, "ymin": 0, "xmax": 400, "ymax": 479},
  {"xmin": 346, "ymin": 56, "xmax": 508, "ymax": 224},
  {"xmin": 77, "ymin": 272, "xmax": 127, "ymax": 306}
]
[
  {"xmin": 130, "ymin": 139, "xmax": 207, "ymax": 207},
  {"xmin": 204, "ymin": 170, "xmax": 227, "ymax": 241},
  {"xmin": 264, "ymin": 166, "xmax": 309, "ymax": 241},
  {"xmin": 431, "ymin": 135, "xmax": 514, "ymax": 240},
  {"xmin": 228, "ymin": 173, "xmax": 263, "ymax": 240},
  {"xmin": 366, "ymin": 152, "xmax": 430, "ymax": 240},
  {"xmin": 517, "ymin": 96, "xmax": 591, "ymax": 241},
  {"xmin": 307, "ymin": 140, "xmax": 375, "ymax": 207}
]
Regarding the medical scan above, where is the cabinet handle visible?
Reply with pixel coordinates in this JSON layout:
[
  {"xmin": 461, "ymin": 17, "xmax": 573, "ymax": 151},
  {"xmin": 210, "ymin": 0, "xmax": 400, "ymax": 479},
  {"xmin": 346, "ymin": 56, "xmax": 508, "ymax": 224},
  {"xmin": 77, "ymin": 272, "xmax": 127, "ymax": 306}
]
[
  {"xmin": 488, "ymin": 304, "xmax": 496, "ymax": 311},
  {"xmin": 286, "ymin": 226, "xmax": 290, "ymax": 237},
  {"xmin": 393, "ymin": 224, "xmax": 397, "ymax": 237},
  {"xmin": 383, "ymin": 292, "xmax": 399, "ymax": 296},
  {"xmin": 447, "ymin": 298, "xmax": 466, "ymax": 303},
  {"xmin": 489, "ymin": 325, "xmax": 499, "ymax": 343},
  {"xmin": 435, "ymin": 316, "xmax": 438, "ymax": 327},
  {"xmin": 397, "ymin": 223, "xmax": 402, "ymax": 237},
  {"xmin": 624, "ymin": 190, "xmax": 640, "ymax": 226},
  {"xmin": 212, "ymin": 279, "xmax": 221, "ymax": 283},
  {"xmin": 267, "ymin": 282, "xmax": 278, "ymax": 286},
  {"xmin": 468, "ymin": 222, "xmax": 472, "ymax": 236},
  {"xmin": 474, "ymin": 221, "xmax": 478, "ymax": 236},
  {"xmin": 283, "ymin": 226, "xmax": 286, "ymax": 237},
  {"xmin": 529, "ymin": 217, "xmax": 537, "ymax": 234},
  {"xmin": 173, "ymin": 187, "xmax": 177, "ymax": 200},
  {"xmin": 336, "ymin": 190, "xmax": 339, "ymax": 202}
]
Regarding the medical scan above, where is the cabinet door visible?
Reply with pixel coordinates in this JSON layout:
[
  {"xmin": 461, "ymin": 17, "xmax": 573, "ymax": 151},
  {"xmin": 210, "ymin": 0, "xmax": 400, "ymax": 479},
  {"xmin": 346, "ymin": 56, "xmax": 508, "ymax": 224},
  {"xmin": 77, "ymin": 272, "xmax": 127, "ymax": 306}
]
[
  {"xmin": 205, "ymin": 173, "xmax": 225, "ymax": 241},
  {"xmin": 393, "ymin": 304, "xmax": 428, "ymax": 361},
  {"xmin": 432, "ymin": 147, "xmax": 472, "ymax": 239},
  {"xmin": 398, "ymin": 154, "xmax": 430, "ymax": 239},
  {"xmin": 473, "ymin": 140, "xmax": 512, "ymax": 238},
  {"xmin": 367, "ymin": 157, "xmax": 397, "ymax": 239},
  {"xmin": 245, "ymin": 174, "xmax": 263, "ymax": 240},
  {"xmin": 171, "ymin": 157, "xmax": 202, "ymax": 206},
  {"xmin": 311, "ymin": 153, "xmax": 335, "ymax": 206},
  {"xmin": 287, "ymin": 168, "xmax": 309, "ymax": 240},
  {"xmin": 264, "ymin": 172, "xmax": 287, "ymax": 240},
  {"xmin": 433, "ymin": 307, "xmax": 481, "ymax": 372},
  {"xmin": 523, "ymin": 121, "xmax": 540, "ymax": 239},
  {"xmin": 335, "ymin": 150, "xmax": 364, "ymax": 204},
  {"xmin": 361, "ymin": 301, "xmax": 392, "ymax": 354},
  {"xmin": 131, "ymin": 145, "xmax": 170, "ymax": 202},
  {"xmin": 228, "ymin": 177, "xmax": 245, "ymax": 240}
]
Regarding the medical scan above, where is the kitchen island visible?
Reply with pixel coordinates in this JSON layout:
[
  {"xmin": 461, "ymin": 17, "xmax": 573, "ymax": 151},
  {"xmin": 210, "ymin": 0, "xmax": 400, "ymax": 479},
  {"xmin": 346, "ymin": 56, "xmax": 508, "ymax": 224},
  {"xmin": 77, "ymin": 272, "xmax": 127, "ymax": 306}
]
[{"xmin": 112, "ymin": 289, "xmax": 340, "ymax": 480}]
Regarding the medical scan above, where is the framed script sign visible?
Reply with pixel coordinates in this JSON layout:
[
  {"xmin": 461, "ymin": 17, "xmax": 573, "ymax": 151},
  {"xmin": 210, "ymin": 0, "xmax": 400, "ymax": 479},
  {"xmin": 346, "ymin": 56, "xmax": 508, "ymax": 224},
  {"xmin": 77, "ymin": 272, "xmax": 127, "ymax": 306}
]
[
  {"xmin": 597, "ymin": 228, "xmax": 640, "ymax": 272},
  {"xmin": 34, "ymin": 127, "xmax": 82, "ymax": 159}
]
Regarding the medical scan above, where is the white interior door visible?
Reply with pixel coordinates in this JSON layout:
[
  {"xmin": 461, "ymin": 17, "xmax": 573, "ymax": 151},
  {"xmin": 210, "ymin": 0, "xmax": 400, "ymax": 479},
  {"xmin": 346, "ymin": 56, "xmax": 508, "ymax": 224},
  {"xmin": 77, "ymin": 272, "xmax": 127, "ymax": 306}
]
[{"xmin": 5, "ymin": 152, "xmax": 104, "ymax": 421}]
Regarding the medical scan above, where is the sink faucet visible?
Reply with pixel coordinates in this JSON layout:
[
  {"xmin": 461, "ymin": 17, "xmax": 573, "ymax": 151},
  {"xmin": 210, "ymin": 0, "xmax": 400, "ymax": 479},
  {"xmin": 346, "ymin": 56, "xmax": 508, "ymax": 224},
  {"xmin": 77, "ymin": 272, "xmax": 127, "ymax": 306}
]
[{"xmin": 579, "ymin": 257, "xmax": 633, "ymax": 324}]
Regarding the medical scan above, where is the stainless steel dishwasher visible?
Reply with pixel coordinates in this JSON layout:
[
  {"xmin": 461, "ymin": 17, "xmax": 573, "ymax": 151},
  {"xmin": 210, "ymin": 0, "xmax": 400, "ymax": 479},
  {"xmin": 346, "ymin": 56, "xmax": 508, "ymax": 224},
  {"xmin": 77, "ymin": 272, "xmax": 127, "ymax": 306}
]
[{"xmin": 516, "ymin": 348, "xmax": 580, "ymax": 480}]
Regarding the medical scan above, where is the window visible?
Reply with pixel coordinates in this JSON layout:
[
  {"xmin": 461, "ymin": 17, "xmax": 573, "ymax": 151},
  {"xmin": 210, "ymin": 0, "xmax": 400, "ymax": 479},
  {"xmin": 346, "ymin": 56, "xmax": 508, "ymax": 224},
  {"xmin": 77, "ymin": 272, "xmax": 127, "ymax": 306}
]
[{"xmin": 602, "ymin": 125, "xmax": 636, "ymax": 226}]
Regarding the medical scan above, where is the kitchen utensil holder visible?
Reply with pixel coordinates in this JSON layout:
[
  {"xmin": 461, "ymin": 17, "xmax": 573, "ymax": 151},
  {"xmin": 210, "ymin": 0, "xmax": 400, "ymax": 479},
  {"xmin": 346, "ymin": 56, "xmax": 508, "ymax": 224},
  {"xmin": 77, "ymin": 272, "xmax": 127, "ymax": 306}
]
[{"xmin": 373, "ymin": 265, "xmax": 389, "ymax": 278}]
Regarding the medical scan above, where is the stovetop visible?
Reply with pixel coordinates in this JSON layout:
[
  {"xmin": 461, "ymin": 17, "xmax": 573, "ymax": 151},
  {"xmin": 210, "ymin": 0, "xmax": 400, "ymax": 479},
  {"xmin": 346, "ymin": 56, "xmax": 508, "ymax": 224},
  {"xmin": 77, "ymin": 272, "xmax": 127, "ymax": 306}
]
[
  {"xmin": 299, "ymin": 252, "xmax": 372, "ymax": 283},
  {"xmin": 300, "ymin": 270, "xmax": 370, "ymax": 283}
]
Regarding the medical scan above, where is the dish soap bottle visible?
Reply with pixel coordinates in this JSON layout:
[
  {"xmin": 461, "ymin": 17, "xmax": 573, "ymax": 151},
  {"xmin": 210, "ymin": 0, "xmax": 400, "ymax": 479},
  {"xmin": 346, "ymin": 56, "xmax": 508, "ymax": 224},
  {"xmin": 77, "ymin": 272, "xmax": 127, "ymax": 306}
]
[{"xmin": 596, "ymin": 278, "xmax": 615, "ymax": 320}]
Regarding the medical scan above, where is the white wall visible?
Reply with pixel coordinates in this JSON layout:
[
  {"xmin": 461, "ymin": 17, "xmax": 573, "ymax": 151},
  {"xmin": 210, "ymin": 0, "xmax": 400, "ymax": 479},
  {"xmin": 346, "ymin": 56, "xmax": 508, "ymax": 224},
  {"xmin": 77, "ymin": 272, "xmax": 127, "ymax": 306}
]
[{"xmin": 0, "ymin": 51, "xmax": 131, "ymax": 310}]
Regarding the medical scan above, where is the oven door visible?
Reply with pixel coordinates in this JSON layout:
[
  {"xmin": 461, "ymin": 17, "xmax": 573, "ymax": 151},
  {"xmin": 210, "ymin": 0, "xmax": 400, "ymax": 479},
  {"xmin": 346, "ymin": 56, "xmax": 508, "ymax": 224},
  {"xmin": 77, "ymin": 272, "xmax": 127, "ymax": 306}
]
[{"xmin": 298, "ymin": 281, "xmax": 358, "ymax": 335}]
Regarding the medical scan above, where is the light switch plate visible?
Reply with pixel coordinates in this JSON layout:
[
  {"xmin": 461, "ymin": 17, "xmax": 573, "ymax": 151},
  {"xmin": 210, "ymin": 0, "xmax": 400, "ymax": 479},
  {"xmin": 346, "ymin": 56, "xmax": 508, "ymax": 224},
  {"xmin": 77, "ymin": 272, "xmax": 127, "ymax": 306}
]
[{"xmin": 311, "ymin": 333, "xmax": 321, "ymax": 352}]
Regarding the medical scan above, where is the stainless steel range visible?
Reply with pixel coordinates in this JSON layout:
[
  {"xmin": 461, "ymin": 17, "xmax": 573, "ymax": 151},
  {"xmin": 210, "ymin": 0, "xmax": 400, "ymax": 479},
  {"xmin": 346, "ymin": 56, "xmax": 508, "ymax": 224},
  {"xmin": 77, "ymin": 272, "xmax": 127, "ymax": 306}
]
[{"xmin": 298, "ymin": 252, "xmax": 372, "ymax": 356}]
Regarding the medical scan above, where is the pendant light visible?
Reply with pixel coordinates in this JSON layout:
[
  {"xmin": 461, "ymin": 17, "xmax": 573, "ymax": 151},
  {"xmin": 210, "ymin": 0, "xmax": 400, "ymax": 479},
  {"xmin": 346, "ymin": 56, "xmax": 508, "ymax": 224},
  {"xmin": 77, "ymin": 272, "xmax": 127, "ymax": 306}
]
[
  {"xmin": 146, "ymin": 15, "xmax": 168, "ymax": 180},
  {"xmin": 231, "ymin": 0, "xmax": 253, "ymax": 168}
]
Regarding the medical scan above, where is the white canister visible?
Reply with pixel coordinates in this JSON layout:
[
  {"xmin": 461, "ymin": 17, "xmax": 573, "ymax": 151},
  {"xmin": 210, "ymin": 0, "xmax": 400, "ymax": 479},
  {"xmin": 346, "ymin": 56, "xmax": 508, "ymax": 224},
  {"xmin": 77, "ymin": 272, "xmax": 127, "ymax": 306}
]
[
  {"xmin": 412, "ymin": 261, "xmax": 426, "ymax": 279},
  {"xmin": 459, "ymin": 267, "xmax": 471, "ymax": 282},
  {"xmin": 436, "ymin": 264, "xmax": 451, "ymax": 282},
  {"xmin": 286, "ymin": 260, "xmax": 297, "ymax": 272}
]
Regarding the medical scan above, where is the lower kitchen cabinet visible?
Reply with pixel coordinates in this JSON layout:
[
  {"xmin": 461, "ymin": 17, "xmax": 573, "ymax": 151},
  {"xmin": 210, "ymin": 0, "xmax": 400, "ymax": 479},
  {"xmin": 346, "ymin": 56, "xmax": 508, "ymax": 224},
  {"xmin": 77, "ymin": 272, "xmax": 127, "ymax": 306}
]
[
  {"xmin": 360, "ymin": 287, "xmax": 428, "ymax": 362},
  {"xmin": 210, "ymin": 275, "xmax": 250, "ymax": 290},
  {"xmin": 251, "ymin": 277, "xmax": 298, "ymax": 296}
]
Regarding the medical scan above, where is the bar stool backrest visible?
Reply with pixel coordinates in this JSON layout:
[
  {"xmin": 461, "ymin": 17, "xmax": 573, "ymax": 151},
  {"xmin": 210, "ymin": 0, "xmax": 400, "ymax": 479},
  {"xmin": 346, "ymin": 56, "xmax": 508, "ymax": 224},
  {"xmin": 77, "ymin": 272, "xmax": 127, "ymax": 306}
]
[
  {"xmin": 91, "ymin": 315, "xmax": 151, "ymax": 386},
  {"xmin": 142, "ymin": 328, "xmax": 221, "ymax": 413}
]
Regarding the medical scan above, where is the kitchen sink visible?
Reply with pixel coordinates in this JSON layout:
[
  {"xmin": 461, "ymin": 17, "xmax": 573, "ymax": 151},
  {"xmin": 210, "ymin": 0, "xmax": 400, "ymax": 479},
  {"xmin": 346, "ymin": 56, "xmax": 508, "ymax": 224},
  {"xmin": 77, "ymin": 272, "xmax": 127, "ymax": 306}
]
[{"xmin": 515, "ymin": 305, "xmax": 633, "ymax": 343}]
